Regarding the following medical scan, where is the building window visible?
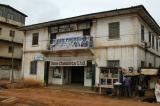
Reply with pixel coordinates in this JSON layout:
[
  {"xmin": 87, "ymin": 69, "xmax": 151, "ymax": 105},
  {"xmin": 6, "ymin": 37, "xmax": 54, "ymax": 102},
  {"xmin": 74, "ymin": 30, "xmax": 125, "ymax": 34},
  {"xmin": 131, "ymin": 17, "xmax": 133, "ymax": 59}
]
[
  {"xmin": 152, "ymin": 35, "xmax": 155, "ymax": 49},
  {"xmin": 107, "ymin": 60, "xmax": 120, "ymax": 68},
  {"xmin": 7, "ymin": 13, "xmax": 14, "ymax": 20},
  {"xmin": 156, "ymin": 37, "xmax": 158, "ymax": 51},
  {"xmin": 8, "ymin": 46, "xmax": 14, "ymax": 53},
  {"xmin": 141, "ymin": 61, "xmax": 145, "ymax": 68},
  {"xmin": 53, "ymin": 67, "xmax": 61, "ymax": 78},
  {"xmin": 10, "ymin": 30, "xmax": 15, "ymax": 37},
  {"xmin": 83, "ymin": 29, "xmax": 90, "ymax": 36},
  {"xmin": 30, "ymin": 61, "xmax": 37, "ymax": 75},
  {"xmin": 149, "ymin": 32, "xmax": 151, "ymax": 46},
  {"xmin": 32, "ymin": 33, "xmax": 39, "ymax": 45},
  {"xmin": 141, "ymin": 25, "xmax": 144, "ymax": 41},
  {"xmin": 50, "ymin": 33, "xmax": 56, "ymax": 44},
  {"xmin": 0, "ymin": 28, "xmax": 2, "ymax": 35},
  {"xmin": 109, "ymin": 22, "xmax": 120, "ymax": 39}
]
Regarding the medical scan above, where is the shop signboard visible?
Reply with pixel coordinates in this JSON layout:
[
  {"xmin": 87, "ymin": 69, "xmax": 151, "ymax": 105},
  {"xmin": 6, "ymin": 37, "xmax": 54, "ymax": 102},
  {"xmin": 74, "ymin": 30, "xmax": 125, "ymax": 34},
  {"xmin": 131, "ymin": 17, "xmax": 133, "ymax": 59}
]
[
  {"xmin": 50, "ymin": 60, "xmax": 87, "ymax": 66},
  {"xmin": 50, "ymin": 36, "xmax": 93, "ymax": 51},
  {"xmin": 34, "ymin": 53, "xmax": 44, "ymax": 61}
]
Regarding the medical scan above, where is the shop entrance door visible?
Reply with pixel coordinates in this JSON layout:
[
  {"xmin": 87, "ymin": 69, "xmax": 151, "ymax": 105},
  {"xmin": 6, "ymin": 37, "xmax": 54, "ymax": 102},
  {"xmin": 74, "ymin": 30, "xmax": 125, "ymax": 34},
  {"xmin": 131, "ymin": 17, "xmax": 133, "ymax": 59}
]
[{"xmin": 71, "ymin": 67, "xmax": 84, "ymax": 84}]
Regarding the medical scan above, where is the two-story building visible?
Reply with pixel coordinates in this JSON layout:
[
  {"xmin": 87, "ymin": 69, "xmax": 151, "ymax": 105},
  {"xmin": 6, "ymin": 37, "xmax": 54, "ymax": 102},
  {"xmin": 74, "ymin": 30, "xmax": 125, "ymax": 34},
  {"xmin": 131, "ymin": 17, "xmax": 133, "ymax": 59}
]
[
  {"xmin": 0, "ymin": 4, "xmax": 27, "ymax": 80},
  {"xmin": 20, "ymin": 5, "xmax": 160, "ymax": 87}
]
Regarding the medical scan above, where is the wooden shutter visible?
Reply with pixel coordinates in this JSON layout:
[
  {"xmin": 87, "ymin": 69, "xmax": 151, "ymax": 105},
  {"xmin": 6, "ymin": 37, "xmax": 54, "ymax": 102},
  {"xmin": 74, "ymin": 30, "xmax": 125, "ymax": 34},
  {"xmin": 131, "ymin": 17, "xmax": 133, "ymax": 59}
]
[
  {"xmin": 141, "ymin": 25, "xmax": 144, "ymax": 41},
  {"xmin": 156, "ymin": 37, "xmax": 158, "ymax": 51},
  {"xmin": 83, "ymin": 29, "xmax": 90, "ymax": 36},
  {"xmin": 149, "ymin": 32, "xmax": 151, "ymax": 44},
  {"xmin": 50, "ymin": 33, "xmax": 56, "ymax": 43},
  {"xmin": 109, "ymin": 22, "xmax": 120, "ymax": 39},
  {"xmin": 30, "ymin": 61, "xmax": 37, "ymax": 74},
  {"xmin": 152, "ymin": 35, "xmax": 154, "ymax": 49},
  {"xmin": 32, "ymin": 33, "xmax": 39, "ymax": 45}
]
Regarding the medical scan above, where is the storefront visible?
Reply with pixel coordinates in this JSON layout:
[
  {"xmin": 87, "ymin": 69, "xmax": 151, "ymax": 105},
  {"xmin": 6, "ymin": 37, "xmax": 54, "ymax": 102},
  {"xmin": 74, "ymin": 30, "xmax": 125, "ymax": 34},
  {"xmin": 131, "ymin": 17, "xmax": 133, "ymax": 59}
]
[{"xmin": 43, "ymin": 56, "xmax": 93, "ymax": 87}]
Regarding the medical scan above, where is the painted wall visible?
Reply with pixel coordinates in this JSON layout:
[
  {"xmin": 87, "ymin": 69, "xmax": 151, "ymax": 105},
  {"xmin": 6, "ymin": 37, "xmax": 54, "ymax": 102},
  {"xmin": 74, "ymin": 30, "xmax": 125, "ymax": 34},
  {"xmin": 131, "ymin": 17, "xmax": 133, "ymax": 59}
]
[
  {"xmin": 25, "ymin": 27, "xmax": 48, "ymax": 51},
  {"xmin": 22, "ymin": 52, "xmax": 45, "ymax": 83},
  {"xmin": 0, "ymin": 42, "xmax": 22, "ymax": 59},
  {"xmin": 93, "ymin": 14, "xmax": 160, "ymax": 68},
  {"xmin": 93, "ymin": 14, "xmax": 139, "ymax": 48},
  {"xmin": 0, "ymin": 23, "xmax": 24, "ymax": 43}
]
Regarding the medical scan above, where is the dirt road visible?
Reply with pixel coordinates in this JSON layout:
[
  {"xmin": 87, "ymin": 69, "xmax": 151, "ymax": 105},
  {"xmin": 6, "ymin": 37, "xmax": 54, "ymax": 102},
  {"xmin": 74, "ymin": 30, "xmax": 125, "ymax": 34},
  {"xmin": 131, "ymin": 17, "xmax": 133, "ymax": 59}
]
[{"xmin": 0, "ymin": 88, "xmax": 158, "ymax": 106}]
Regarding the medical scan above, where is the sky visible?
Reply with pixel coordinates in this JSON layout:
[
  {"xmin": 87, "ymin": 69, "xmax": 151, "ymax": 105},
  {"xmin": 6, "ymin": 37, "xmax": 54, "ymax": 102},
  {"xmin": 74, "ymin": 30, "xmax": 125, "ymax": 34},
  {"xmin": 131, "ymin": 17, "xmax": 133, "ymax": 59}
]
[{"xmin": 0, "ymin": 0, "xmax": 159, "ymax": 25}]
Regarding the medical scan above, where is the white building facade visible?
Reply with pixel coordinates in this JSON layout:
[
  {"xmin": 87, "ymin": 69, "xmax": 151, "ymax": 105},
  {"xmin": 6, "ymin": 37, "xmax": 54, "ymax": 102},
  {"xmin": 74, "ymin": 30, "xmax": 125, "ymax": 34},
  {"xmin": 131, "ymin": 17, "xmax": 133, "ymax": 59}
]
[{"xmin": 20, "ymin": 5, "xmax": 160, "ymax": 87}]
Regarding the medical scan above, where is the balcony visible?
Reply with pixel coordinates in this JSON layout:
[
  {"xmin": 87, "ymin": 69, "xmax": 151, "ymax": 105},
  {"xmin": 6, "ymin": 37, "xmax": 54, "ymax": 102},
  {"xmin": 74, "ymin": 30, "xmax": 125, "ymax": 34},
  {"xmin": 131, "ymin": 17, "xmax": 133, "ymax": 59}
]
[{"xmin": 49, "ymin": 36, "xmax": 93, "ymax": 51}]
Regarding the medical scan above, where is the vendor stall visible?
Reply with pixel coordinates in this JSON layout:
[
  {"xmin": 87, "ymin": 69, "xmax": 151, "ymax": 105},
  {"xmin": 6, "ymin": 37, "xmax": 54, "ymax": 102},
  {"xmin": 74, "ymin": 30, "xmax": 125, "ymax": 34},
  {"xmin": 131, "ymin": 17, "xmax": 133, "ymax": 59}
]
[
  {"xmin": 97, "ymin": 67, "xmax": 123, "ymax": 94},
  {"xmin": 140, "ymin": 68, "xmax": 158, "ymax": 97},
  {"xmin": 137, "ymin": 68, "xmax": 158, "ymax": 103}
]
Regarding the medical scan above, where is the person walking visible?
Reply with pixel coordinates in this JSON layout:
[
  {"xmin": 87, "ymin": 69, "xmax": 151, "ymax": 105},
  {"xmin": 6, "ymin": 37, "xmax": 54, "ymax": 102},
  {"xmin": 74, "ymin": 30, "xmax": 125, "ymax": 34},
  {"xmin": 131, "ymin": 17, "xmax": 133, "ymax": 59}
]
[{"xmin": 123, "ymin": 76, "xmax": 131, "ymax": 97}]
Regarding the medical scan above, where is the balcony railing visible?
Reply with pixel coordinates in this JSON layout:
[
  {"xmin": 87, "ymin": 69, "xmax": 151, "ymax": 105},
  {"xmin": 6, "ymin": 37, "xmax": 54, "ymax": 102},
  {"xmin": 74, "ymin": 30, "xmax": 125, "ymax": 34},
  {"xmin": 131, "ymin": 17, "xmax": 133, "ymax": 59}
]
[{"xmin": 49, "ymin": 36, "xmax": 93, "ymax": 51}]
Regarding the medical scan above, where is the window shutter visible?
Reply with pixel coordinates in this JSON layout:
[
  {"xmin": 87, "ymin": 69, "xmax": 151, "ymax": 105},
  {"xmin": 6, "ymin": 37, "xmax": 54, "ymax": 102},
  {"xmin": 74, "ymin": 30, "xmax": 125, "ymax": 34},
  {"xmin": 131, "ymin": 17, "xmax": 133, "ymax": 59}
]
[
  {"xmin": 152, "ymin": 35, "xmax": 154, "ymax": 49},
  {"xmin": 30, "ymin": 61, "xmax": 37, "ymax": 74},
  {"xmin": 83, "ymin": 29, "xmax": 90, "ymax": 36},
  {"xmin": 50, "ymin": 33, "xmax": 56, "ymax": 44},
  {"xmin": 149, "ymin": 32, "xmax": 151, "ymax": 44},
  {"xmin": 109, "ymin": 22, "xmax": 120, "ymax": 39},
  {"xmin": 107, "ymin": 60, "xmax": 120, "ymax": 68},
  {"xmin": 32, "ymin": 33, "xmax": 39, "ymax": 45},
  {"xmin": 156, "ymin": 37, "xmax": 158, "ymax": 51},
  {"xmin": 141, "ymin": 25, "xmax": 144, "ymax": 41}
]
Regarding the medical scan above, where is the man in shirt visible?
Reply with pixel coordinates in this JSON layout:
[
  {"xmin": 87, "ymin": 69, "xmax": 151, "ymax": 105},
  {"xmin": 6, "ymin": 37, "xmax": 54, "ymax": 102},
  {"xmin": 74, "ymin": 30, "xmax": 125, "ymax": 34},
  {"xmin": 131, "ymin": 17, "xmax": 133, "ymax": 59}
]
[{"xmin": 123, "ymin": 76, "xmax": 131, "ymax": 97}]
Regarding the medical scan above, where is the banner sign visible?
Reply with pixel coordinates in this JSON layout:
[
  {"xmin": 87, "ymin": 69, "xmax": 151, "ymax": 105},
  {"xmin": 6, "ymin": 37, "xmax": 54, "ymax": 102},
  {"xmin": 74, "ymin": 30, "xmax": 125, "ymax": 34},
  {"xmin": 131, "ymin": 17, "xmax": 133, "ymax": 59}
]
[
  {"xmin": 50, "ymin": 36, "xmax": 93, "ymax": 51},
  {"xmin": 50, "ymin": 60, "xmax": 87, "ymax": 66}
]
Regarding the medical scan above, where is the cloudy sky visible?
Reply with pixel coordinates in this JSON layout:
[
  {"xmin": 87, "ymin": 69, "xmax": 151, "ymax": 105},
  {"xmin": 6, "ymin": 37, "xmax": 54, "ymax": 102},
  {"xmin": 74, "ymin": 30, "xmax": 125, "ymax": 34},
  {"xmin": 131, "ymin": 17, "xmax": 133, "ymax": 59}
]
[{"xmin": 1, "ymin": 0, "xmax": 159, "ymax": 25}]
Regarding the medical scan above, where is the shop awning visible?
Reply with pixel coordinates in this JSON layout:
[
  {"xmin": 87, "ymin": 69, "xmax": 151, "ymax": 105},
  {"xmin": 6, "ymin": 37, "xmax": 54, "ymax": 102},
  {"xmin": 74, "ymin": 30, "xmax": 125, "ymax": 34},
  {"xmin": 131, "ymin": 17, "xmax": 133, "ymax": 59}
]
[{"xmin": 141, "ymin": 69, "xmax": 158, "ymax": 76}]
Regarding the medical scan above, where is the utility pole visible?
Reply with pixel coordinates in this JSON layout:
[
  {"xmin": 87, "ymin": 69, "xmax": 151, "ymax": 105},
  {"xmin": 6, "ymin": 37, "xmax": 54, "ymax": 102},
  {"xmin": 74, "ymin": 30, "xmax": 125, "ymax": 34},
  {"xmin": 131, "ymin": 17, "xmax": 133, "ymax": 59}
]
[{"xmin": 10, "ymin": 31, "xmax": 15, "ymax": 83}]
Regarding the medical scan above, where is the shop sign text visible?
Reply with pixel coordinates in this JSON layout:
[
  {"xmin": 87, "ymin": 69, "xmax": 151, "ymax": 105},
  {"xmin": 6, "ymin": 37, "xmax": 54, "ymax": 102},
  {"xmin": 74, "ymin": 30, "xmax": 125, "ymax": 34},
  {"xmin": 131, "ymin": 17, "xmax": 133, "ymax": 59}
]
[{"xmin": 50, "ymin": 60, "xmax": 87, "ymax": 66}]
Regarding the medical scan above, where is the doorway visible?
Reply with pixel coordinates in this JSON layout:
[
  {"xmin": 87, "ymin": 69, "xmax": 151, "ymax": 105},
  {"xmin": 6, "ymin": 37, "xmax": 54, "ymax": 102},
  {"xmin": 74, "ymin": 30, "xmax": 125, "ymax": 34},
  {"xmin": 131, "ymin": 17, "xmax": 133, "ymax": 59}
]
[{"xmin": 71, "ymin": 67, "xmax": 84, "ymax": 84}]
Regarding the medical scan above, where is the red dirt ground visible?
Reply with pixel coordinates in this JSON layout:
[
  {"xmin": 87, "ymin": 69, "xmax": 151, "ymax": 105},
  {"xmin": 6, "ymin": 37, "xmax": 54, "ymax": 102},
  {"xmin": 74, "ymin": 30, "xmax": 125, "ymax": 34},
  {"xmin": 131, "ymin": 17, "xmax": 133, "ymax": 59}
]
[{"xmin": 0, "ymin": 88, "xmax": 159, "ymax": 106}]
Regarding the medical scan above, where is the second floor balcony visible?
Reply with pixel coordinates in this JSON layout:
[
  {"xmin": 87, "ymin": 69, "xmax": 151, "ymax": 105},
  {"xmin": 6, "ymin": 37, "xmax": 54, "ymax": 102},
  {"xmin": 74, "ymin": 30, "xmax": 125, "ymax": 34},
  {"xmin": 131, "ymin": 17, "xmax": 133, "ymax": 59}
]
[{"xmin": 49, "ymin": 36, "xmax": 93, "ymax": 51}]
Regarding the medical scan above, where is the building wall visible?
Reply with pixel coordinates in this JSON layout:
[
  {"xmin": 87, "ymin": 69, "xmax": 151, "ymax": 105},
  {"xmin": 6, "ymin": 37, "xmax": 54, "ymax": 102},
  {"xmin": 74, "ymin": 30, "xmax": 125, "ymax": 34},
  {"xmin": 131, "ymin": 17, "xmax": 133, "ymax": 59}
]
[
  {"xmin": 0, "ymin": 23, "xmax": 24, "ymax": 43},
  {"xmin": 25, "ymin": 27, "xmax": 48, "ymax": 51},
  {"xmin": 93, "ymin": 14, "xmax": 160, "ymax": 68},
  {"xmin": 93, "ymin": 14, "xmax": 139, "ymax": 47},
  {"xmin": 137, "ymin": 47, "xmax": 160, "ymax": 67},
  {"xmin": 0, "ymin": 42, "xmax": 22, "ymax": 59},
  {"xmin": 22, "ymin": 52, "xmax": 45, "ymax": 83}
]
